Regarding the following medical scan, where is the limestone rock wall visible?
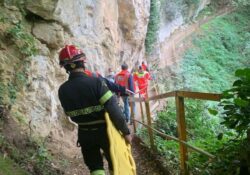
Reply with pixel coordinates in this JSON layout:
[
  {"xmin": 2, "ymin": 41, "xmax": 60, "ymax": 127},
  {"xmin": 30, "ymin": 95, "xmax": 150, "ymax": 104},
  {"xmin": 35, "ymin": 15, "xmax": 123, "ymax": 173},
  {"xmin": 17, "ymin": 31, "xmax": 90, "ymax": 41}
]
[
  {"xmin": 152, "ymin": 0, "xmax": 211, "ymax": 68},
  {"xmin": 1, "ymin": 0, "xmax": 150, "ymax": 158},
  {"xmin": 1, "ymin": 0, "xmax": 209, "ymax": 159},
  {"xmin": 27, "ymin": 0, "xmax": 150, "ymax": 73}
]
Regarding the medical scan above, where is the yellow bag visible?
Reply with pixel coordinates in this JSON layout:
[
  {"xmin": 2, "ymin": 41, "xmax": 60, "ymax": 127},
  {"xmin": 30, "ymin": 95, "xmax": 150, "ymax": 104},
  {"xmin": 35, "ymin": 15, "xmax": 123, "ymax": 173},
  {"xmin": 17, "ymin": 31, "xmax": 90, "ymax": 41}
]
[{"xmin": 105, "ymin": 113, "xmax": 136, "ymax": 175}]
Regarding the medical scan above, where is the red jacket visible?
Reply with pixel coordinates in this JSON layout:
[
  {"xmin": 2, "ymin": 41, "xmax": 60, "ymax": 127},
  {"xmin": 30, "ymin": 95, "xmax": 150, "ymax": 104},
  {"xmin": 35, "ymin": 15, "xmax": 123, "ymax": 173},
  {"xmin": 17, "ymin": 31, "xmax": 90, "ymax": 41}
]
[
  {"xmin": 133, "ymin": 71, "xmax": 151, "ymax": 94},
  {"xmin": 115, "ymin": 70, "xmax": 130, "ymax": 89},
  {"xmin": 84, "ymin": 69, "xmax": 101, "ymax": 77},
  {"xmin": 141, "ymin": 63, "xmax": 148, "ymax": 71}
]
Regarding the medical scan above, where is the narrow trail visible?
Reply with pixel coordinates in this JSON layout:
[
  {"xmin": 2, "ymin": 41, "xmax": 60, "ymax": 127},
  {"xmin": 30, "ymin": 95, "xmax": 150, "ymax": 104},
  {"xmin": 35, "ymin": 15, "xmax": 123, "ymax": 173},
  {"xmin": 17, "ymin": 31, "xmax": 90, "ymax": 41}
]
[
  {"xmin": 159, "ymin": 7, "xmax": 234, "ymax": 67},
  {"xmin": 129, "ymin": 7, "xmax": 234, "ymax": 175},
  {"xmin": 131, "ymin": 137, "xmax": 165, "ymax": 175},
  {"xmin": 51, "ymin": 7, "xmax": 235, "ymax": 175}
]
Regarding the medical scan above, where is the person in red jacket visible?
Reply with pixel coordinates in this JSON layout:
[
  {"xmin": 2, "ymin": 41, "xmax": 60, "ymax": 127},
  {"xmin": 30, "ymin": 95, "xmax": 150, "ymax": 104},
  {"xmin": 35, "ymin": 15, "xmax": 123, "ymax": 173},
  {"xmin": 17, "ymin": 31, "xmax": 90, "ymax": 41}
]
[
  {"xmin": 134, "ymin": 65, "xmax": 151, "ymax": 99},
  {"xmin": 115, "ymin": 63, "xmax": 134, "ymax": 123},
  {"xmin": 141, "ymin": 61, "xmax": 149, "ymax": 71}
]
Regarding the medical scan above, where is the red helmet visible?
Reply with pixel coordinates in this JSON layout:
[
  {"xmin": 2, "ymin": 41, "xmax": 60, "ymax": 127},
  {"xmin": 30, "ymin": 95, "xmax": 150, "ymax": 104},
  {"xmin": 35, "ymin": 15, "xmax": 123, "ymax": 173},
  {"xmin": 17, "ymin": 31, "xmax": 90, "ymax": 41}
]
[{"xmin": 59, "ymin": 45, "xmax": 86, "ymax": 66}]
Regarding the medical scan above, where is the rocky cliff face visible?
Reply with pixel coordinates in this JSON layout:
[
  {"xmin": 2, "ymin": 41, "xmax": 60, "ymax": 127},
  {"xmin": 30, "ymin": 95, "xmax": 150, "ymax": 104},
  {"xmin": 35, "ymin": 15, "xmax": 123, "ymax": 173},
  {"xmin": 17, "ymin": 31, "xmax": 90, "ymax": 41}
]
[
  {"xmin": 27, "ymin": 0, "xmax": 150, "ymax": 72},
  {"xmin": 154, "ymin": 0, "xmax": 211, "ymax": 67},
  {"xmin": 0, "ymin": 0, "xmax": 150, "ymax": 158},
  {"xmin": 0, "ymin": 0, "xmax": 210, "ymax": 160}
]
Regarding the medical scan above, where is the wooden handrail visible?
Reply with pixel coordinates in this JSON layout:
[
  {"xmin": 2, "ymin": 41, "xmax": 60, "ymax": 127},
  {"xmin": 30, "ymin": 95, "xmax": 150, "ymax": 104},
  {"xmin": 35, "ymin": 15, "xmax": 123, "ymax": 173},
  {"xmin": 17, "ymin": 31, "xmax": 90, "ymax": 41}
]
[
  {"xmin": 130, "ymin": 91, "xmax": 221, "ymax": 102},
  {"xmin": 176, "ymin": 91, "xmax": 221, "ymax": 101},
  {"xmin": 134, "ymin": 119, "xmax": 215, "ymax": 159},
  {"xmin": 148, "ymin": 91, "xmax": 175, "ymax": 101},
  {"xmin": 131, "ymin": 90, "xmax": 221, "ymax": 175}
]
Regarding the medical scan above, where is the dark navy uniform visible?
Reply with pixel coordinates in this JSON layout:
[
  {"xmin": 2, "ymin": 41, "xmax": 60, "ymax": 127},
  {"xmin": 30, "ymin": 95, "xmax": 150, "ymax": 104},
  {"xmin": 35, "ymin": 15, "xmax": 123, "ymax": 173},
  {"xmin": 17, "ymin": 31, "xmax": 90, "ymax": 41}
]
[{"xmin": 58, "ymin": 71, "xmax": 130, "ymax": 172}]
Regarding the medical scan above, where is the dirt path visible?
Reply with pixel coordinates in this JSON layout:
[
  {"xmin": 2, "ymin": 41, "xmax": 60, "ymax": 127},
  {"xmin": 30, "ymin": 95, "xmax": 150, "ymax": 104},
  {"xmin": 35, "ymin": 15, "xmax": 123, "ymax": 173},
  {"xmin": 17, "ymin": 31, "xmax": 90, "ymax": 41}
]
[
  {"xmin": 58, "ymin": 136, "xmax": 166, "ymax": 175},
  {"xmin": 131, "ymin": 137, "xmax": 166, "ymax": 175}
]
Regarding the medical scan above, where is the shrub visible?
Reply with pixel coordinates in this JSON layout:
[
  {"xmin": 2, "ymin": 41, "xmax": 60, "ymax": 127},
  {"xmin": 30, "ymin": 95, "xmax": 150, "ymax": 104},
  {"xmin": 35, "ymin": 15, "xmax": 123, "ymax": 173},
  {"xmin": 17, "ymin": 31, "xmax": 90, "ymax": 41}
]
[{"xmin": 145, "ymin": 0, "xmax": 161, "ymax": 55}]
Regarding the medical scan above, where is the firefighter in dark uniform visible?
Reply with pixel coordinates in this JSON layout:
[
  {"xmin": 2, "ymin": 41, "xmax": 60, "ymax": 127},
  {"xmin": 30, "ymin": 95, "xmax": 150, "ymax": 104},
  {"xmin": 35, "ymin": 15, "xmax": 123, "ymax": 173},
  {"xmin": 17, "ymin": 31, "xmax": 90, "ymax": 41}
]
[{"xmin": 58, "ymin": 45, "xmax": 132, "ymax": 175}]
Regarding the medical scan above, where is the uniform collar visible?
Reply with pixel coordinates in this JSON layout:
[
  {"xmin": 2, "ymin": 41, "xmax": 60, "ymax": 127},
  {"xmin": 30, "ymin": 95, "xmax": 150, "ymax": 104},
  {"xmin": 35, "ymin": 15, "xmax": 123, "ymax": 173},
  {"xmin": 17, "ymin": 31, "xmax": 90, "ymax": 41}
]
[{"xmin": 69, "ymin": 71, "xmax": 87, "ymax": 79}]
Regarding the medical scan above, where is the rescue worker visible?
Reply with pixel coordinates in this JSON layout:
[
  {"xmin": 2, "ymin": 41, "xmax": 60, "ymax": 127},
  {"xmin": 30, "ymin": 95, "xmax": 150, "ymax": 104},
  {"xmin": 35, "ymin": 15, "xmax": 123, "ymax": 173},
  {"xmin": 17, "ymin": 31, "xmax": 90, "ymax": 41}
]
[
  {"xmin": 58, "ymin": 45, "xmax": 132, "ymax": 175},
  {"xmin": 141, "ymin": 61, "xmax": 149, "ymax": 72},
  {"xmin": 115, "ymin": 63, "xmax": 134, "ymax": 123},
  {"xmin": 105, "ymin": 68, "xmax": 115, "ymax": 83},
  {"xmin": 134, "ymin": 65, "xmax": 151, "ymax": 99},
  {"xmin": 85, "ymin": 68, "xmax": 128, "ymax": 96},
  {"xmin": 84, "ymin": 69, "xmax": 101, "ymax": 78}
]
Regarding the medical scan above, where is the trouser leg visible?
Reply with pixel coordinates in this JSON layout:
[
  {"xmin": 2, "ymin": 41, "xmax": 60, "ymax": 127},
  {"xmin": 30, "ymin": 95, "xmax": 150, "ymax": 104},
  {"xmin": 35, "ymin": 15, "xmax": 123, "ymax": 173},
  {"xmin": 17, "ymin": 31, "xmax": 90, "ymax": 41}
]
[
  {"xmin": 122, "ymin": 96, "xmax": 130, "ymax": 122},
  {"xmin": 99, "ymin": 130, "xmax": 113, "ymax": 171},
  {"xmin": 80, "ymin": 139, "xmax": 104, "ymax": 171},
  {"xmin": 78, "ymin": 127, "xmax": 113, "ymax": 173}
]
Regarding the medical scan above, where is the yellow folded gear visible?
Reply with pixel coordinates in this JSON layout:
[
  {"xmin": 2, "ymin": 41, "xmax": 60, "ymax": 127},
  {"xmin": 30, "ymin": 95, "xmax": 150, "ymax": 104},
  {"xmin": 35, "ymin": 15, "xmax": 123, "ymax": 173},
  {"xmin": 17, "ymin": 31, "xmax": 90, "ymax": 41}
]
[{"xmin": 105, "ymin": 113, "xmax": 136, "ymax": 175}]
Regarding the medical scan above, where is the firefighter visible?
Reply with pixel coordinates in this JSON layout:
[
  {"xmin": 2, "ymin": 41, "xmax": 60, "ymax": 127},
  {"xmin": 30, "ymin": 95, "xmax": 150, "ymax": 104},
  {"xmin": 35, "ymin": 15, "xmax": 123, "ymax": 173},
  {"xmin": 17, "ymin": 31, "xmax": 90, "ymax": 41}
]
[
  {"xmin": 115, "ymin": 63, "xmax": 134, "ymax": 123},
  {"xmin": 58, "ymin": 45, "xmax": 132, "ymax": 175},
  {"xmin": 134, "ymin": 65, "xmax": 151, "ymax": 99}
]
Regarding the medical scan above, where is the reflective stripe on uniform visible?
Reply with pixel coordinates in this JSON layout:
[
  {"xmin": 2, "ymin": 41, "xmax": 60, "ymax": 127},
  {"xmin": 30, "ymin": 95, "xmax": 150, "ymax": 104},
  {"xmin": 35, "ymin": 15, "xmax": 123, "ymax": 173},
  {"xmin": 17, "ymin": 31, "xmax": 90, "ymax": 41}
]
[
  {"xmin": 91, "ymin": 170, "xmax": 105, "ymax": 175},
  {"xmin": 99, "ymin": 90, "xmax": 113, "ymax": 105},
  {"xmin": 136, "ymin": 72, "xmax": 146, "ymax": 78},
  {"xmin": 65, "ymin": 105, "xmax": 104, "ymax": 117},
  {"xmin": 78, "ymin": 120, "xmax": 105, "ymax": 126}
]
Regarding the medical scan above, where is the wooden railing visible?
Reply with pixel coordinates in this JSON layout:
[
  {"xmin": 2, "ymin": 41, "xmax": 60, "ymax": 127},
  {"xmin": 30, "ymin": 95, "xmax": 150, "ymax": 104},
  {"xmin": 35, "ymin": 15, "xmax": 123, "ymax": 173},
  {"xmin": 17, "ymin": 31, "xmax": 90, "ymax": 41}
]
[{"xmin": 130, "ymin": 91, "xmax": 221, "ymax": 175}]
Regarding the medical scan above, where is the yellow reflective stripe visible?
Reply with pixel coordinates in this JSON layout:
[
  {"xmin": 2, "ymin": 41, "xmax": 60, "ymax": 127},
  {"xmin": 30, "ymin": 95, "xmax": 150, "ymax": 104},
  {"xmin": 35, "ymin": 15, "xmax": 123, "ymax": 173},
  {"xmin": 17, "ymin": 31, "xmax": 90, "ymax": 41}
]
[
  {"xmin": 99, "ymin": 90, "xmax": 113, "ymax": 105},
  {"xmin": 78, "ymin": 120, "xmax": 106, "ymax": 125},
  {"xmin": 91, "ymin": 170, "xmax": 105, "ymax": 175},
  {"xmin": 137, "ymin": 72, "xmax": 145, "ymax": 78},
  {"xmin": 66, "ymin": 105, "xmax": 104, "ymax": 117}
]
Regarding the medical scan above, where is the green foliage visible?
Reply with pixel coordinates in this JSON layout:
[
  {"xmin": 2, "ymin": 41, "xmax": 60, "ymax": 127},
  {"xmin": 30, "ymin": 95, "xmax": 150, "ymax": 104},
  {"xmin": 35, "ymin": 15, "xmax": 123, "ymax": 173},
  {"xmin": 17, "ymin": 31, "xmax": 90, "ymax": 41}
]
[
  {"xmin": 137, "ymin": 126, "xmax": 180, "ymax": 174},
  {"xmin": 187, "ymin": 68, "xmax": 250, "ymax": 174},
  {"xmin": 141, "ymin": 6, "xmax": 250, "ymax": 175},
  {"xmin": 204, "ymin": 138, "xmax": 249, "ymax": 175},
  {"xmin": 145, "ymin": 99, "xmax": 226, "ymax": 174},
  {"xmin": 155, "ymin": 100, "xmax": 177, "ymax": 136},
  {"xmin": 185, "ymin": 0, "xmax": 201, "ymax": 6},
  {"xmin": 232, "ymin": 0, "xmax": 250, "ymax": 6},
  {"xmin": 154, "ymin": 136, "xmax": 180, "ymax": 174},
  {"xmin": 0, "ymin": 153, "xmax": 29, "ymax": 175},
  {"xmin": 163, "ymin": 7, "xmax": 250, "ymax": 93},
  {"xmin": 217, "ymin": 68, "xmax": 250, "ymax": 135},
  {"xmin": 187, "ymin": 136, "xmax": 228, "ymax": 174},
  {"xmin": 0, "ymin": 133, "xmax": 62, "ymax": 175},
  {"xmin": 145, "ymin": 0, "xmax": 161, "ymax": 55},
  {"xmin": 8, "ymin": 82, "xmax": 17, "ymax": 104},
  {"xmin": 188, "ymin": 68, "xmax": 250, "ymax": 174},
  {"xmin": 0, "ymin": 69, "xmax": 30, "ymax": 105},
  {"xmin": 0, "ymin": 82, "xmax": 6, "ymax": 104},
  {"xmin": 0, "ymin": 19, "xmax": 35, "ymax": 105},
  {"xmin": 7, "ymin": 23, "xmax": 37, "ymax": 56}
]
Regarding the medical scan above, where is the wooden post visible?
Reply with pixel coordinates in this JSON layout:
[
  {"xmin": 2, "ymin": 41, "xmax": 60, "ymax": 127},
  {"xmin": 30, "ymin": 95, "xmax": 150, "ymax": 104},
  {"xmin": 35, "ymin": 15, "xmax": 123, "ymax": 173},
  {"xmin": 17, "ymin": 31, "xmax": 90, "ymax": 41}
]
[
  {"xmin": 175, "ymin": 93, "xmax": 188, "ymax": 175},
  {"xmin": 130, "ymin": 100, "xmax": 136, "ymax": 133},
  {"xmin": 144, "ymin": 100, "xmax": 155, "ymax": 150},
  {"xmin": 139, "ymin": 94, "xmax": 145, "ymax": 123}
]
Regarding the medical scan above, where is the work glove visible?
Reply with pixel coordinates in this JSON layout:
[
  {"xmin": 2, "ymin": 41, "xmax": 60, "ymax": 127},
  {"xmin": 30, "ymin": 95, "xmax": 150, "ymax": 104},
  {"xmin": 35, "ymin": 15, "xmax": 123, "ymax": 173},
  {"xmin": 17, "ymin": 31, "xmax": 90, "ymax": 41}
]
[{"xmin": 124, "ymin": 134, "xmax": 132, "ymax": 145}]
